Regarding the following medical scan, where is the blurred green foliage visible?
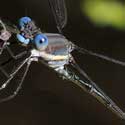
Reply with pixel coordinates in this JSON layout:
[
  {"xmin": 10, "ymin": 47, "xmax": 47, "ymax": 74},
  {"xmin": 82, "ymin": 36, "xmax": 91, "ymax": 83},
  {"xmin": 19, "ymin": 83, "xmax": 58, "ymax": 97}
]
[{"xmin": 81, "ymin": 0, "xmax": 125, "ymax": 30}]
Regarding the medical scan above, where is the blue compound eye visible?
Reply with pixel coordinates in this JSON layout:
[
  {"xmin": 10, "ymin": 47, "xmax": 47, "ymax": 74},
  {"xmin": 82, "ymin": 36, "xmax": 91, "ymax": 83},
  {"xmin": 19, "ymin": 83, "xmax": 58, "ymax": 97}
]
[
  {"xmin": 34, "ymin": 34, "xmax": 48, "ymax": 51},
  {"xmin": 19, "ymin": 17, "xmax": 32, "ymax": 28},
  {"xmin": 17, "ymin": 34, "xmax": 30, "ymax": 45}
]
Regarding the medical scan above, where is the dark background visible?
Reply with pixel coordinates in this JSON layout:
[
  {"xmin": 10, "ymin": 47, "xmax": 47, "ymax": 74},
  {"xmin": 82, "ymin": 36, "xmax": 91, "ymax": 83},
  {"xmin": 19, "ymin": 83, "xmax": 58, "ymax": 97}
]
[{"xmin": 0, "ymin": 0, "xmax": 125, "ymax": 125}]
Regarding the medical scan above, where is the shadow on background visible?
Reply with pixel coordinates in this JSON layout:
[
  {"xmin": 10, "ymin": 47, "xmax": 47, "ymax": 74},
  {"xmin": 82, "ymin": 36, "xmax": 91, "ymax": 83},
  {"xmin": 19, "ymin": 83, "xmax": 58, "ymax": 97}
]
[{"xmin": 0, "ymin": 0, "xmax": 125, "ymax": 125}]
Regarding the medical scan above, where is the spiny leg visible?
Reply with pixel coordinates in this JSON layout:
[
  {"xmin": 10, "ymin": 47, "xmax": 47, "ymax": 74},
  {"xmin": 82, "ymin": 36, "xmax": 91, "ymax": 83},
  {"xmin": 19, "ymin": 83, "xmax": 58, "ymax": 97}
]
[
  {"xmin": 0, "ymin": 58, "xmax": 31, "ymax": 103},
  {"xmin": 55, "ymin": 65, "xmax": 125, "ymax": 120},
  {"xmin": 0, "ymin": 55, "xmax": 31, "ymax": 91},
  {"xmin": 0, "ymin": 45, "xmax": 29, "ymax": 82}
]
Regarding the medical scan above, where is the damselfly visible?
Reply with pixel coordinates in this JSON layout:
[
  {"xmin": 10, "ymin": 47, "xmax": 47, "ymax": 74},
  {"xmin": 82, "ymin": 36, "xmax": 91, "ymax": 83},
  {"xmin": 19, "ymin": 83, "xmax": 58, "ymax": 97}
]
[{"xmin": 0, "ymin": 0, "xmax": 125, "ymax": 120}]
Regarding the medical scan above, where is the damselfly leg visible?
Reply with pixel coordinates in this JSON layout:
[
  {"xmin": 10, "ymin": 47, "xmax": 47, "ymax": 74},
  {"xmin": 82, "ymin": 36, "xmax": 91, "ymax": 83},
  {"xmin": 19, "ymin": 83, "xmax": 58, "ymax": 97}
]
[{"xmin": 0, "ymin": 54, "xmax": 32, "ymax": 102}]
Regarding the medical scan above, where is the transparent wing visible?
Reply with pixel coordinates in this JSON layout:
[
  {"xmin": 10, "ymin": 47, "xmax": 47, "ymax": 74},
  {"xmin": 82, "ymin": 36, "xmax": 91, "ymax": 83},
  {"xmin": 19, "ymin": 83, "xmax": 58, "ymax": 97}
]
[
  {"xmin": 48, "ymin": 0, "xmax": 67, "ymax": 33},
  {"xmin": 68, "ymin": 60, "xmax": 125, "ymax": 119},
  {"xmin": 74, "ymin": 45, "xmax": 125, "ymax": 66}
]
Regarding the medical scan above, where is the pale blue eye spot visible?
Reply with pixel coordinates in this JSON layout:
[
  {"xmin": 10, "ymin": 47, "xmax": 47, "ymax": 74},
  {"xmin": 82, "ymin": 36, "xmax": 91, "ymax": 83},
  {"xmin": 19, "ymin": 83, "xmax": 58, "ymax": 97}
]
[{"xmin": 19, "ymin": 17, "xmax": 32, "ymax": 28}]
